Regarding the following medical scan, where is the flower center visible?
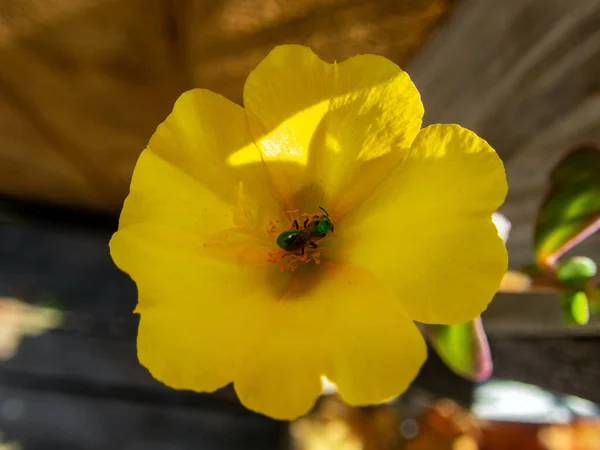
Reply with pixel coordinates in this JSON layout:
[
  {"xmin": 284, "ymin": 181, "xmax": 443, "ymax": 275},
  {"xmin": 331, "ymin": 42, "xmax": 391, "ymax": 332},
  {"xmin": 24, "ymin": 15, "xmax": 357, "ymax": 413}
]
[{"xmin": 266, "ymin": 209, "xmax": 333, "ymax": 272}]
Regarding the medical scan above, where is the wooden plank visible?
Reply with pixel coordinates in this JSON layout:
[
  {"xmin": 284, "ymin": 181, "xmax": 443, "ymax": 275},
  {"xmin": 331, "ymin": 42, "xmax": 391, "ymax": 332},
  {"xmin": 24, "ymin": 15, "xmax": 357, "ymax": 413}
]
[
  {"xmin": 0, "ymin": 384, "xmax": 283, "ymax": 449},
  {"xmin": 0, "ymin": 99, "xmax": 104, "ymax": 207},
  {"xmin": 185, "ymin": 0, "xmax": 453, "ymax": 103},
  {"xmin": 0, "ymin": 0, "xmax": 452, "ymax": 211},
  {"xmin": 0, "ymin": 223, "xmax": 136, "ymax": 320},
  {"xmin": 407, "ymin": 0, "xmax": 600, "ymax": 268},
  {"xmin": 483, "ymin": 293, "xmax": 600, "ymax": 337},
  {"xmin": 0, "ymin": 0, "xmax": 190, "ymax": 210},
  {"xmin": 0, "ymin": 219, "xmax": 285, "ymax": 448},
  {"xmin": 490, "ymin": 337, "xmax": 600, "ymax": 404},
  {"xmin": 4, "ymin": 217, "xmax": 600, "ymax": 438},
  {"xmin": 0, "ymin": 222, "xmax": 148, "ymax": 389}
]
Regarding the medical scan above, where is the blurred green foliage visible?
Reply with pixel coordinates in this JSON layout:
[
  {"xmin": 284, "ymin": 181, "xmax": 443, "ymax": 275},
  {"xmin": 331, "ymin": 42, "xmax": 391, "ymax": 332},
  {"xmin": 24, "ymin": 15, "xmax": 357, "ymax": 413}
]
[{"xmin": 534, "ymin": 146, "xmax": 600, "ymax": 265}]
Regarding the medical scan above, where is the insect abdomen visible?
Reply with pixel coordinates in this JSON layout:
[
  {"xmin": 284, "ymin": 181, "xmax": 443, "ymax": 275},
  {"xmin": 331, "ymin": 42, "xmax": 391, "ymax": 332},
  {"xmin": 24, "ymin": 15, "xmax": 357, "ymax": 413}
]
[{"xmin": 276, "ymin": 231, "xmax": 307, "ymax": 251}]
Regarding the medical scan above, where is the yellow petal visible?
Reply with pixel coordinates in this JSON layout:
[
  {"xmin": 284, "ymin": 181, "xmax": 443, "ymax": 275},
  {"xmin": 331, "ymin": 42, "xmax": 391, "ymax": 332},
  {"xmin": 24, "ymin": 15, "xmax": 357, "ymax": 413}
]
[
  {"xmin": 233, "ymin": 298, "xmax": 326, "ymax": 420},
  {"xmin": 243, "ymin": 45, "xmax": 423, "ymax": 215},
  {"xmin": 111, "ymin": 89, "xmax": 287, "ymax": 393},
  {"xmin": 234, "ymin": 263, "xmax": 427, "ymax": 420},
  {"xmin": 118, "ymin": 88, "xmax": 281, "ymax": 235},
  {"xmin": 339, "ymin": 124, "xmax": 508, "ymax": 324},
  {"xmin": 111, "ymin": 225, "xmax": 285, "ymax": 392}
]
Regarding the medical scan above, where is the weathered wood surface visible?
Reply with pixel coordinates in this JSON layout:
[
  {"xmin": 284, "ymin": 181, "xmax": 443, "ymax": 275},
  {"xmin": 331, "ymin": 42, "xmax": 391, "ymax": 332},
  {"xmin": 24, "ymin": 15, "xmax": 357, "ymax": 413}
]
[
  {"xmin": 0, "ymin": 383, "xmax": 283, "ymax": 450},
  {"xmin": 0, "ymin": 222, "xmax": 286, "ymax": 449},
  {"xmin": 491, "ymin": 337, "xmax": 600, "ymax": 404},
  {"xmin": 483, "ymin": 292, "xmax": 600, "ymax": 337},
  {"xmin": 1, "ymin": 0, "xmax": 598, "ymax": 268},
  {"xmin": 0, "ymin": 0, "xmax": 451, "ymax": 211},
  {"xmin": 2, "ymin": 221, "xmax": 600, "ymax": 441},
  {"xmin": 1, "ymin": 1, "xmax": 600, "ymax": 445},
  {"xmin": 407, "ymin": 0, "xmax": 600, "ymax": 269}
]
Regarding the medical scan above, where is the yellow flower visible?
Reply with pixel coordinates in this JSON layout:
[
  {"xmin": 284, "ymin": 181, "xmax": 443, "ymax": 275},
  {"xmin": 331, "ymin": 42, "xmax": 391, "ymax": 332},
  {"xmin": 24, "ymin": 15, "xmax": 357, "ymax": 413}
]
[{"xmin": 110, "ymin": 45, "xmax": 507, "ymax": 420}]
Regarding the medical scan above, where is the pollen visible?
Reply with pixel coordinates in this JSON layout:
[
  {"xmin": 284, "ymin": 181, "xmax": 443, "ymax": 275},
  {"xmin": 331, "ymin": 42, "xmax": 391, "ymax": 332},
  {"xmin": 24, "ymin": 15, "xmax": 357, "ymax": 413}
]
[
  {"xmin": 267, "ymin": 247, "xmax": 330, "ymax": 272},
  {"xmin": 266, "ymin": 219, "xmax": 280, "ymax": 235}
]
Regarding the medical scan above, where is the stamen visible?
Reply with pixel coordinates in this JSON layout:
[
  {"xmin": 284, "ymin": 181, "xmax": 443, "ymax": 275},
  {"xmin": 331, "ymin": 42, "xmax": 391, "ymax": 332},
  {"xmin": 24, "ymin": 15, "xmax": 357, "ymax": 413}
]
[
  {"xmin": 267, "ymin": 246, "xmax": 329, "ymax": 272},
  {"xmin": 267, "ymin": 251, "xmax": 279, "ymax": 264},
  {"xmin": 265, "ymin": 208, "xmax": 333, "ymax": 272},
  {"xmin": 280, "ymin": 209, "xmax": 301, "ymax": 228},
  {"xmin": 266, "ymin": 220, "xmax": 278, "ymax": 235}
]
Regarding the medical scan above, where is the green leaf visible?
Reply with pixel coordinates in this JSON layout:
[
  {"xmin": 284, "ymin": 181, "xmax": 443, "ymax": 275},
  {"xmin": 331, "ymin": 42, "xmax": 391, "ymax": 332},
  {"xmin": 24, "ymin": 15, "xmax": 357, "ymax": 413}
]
[
  {"xmin": 556, "ymin": 256, "xmax": 597, "ymax": 290},
  {"xmin": 427, "ymin": 318, "xmax": 492, "ymax": 382},
  {"xmin": 557, "ymin": 257, "xmax": 597, "ymax": 280},
  {"xmin": 560, "ymin": 290, "xmax": 590, "ymax": 325},
  {"xmin": 534, "ymin": 145, "xmax": 600, "ymax": 265}
]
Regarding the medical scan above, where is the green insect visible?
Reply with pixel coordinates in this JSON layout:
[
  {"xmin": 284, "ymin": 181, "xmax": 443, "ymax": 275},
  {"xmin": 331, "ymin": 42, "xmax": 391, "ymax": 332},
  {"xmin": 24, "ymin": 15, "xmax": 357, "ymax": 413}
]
[{"xmin": 276, "ymin": 207, "xmax": 334, "ymax": 256}]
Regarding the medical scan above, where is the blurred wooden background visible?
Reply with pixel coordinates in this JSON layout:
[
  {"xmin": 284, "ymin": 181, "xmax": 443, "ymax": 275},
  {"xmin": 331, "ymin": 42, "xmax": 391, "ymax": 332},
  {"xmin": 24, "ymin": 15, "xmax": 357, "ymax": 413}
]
[
  {"xmin": 0, "ymin": 2, "xmax": 456, "ymax": 448},
  {"xmin": 1, "ymin": 0, "xmax": 598, "ymax": 269},
  {"xmin": 407, "ymin": 0, "xmax": 600, "ymax": 269},
  {"xmin": 0, "ymin": 0, "xmax": 451, "ymax": 210},
  {"xmin": 1, "ymin": 1, "xmax": 600, "ymax": 448}
]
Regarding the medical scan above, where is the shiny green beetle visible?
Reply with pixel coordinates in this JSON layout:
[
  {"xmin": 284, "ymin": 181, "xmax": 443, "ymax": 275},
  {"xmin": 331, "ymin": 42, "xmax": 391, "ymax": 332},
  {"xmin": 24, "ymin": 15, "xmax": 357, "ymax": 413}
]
[{"xmin": 276, "ymin": 207, "xmax": 334, "ymax": 256}]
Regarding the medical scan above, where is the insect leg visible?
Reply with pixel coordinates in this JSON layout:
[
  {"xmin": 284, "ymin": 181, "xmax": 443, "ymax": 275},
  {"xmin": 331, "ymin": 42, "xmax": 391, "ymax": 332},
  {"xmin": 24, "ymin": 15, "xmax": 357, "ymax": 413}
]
[
  {"xmin": 292, "ymin": 219, "xmax": 299, "ymax": 230},
  {"xmin": 309, "ymin": 242, "xmax": 318, "ymax": 249},
  {"xmin": 303, "ymin": 217, "xmax": 309, "ymax": 228}
]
